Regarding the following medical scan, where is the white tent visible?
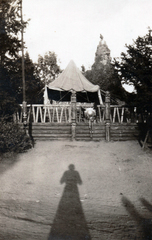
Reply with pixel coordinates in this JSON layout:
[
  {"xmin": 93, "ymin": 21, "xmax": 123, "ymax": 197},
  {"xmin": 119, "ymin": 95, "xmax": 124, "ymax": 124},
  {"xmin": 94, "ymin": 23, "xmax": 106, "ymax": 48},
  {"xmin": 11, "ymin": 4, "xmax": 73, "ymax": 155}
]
[{"xmin": 44, "ymin": 60, "xmax": 103, "ymax": 104}]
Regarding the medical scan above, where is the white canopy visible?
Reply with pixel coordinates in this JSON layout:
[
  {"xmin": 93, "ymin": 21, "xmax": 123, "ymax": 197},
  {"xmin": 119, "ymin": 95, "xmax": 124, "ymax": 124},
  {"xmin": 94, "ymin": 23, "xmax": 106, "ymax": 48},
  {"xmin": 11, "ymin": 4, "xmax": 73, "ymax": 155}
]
[
  {"xmin": 48, "ymin": 60, "xmax": 100, "ymax": 92},
  {"xmin": 44, "ymin": 60, "xmax": 103, "ymax": 104}
]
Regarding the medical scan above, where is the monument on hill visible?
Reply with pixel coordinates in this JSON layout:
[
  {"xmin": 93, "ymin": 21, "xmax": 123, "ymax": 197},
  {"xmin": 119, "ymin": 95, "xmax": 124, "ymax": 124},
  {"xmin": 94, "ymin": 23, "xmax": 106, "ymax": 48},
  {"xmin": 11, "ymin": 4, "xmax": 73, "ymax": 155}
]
[{"xmin": 93, "ymin": 34, "xmax": 111, "ymax": 70}]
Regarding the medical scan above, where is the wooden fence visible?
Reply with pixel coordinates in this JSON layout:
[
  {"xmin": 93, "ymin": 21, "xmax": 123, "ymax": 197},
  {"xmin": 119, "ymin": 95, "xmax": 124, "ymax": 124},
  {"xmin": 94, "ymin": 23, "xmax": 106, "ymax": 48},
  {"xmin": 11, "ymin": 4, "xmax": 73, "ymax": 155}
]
[
  {"xmin": 96, "ymin": 105, "xmax": 138, "ymax": 123},
  {"xmin": 14, "ymin": 104, "xmax": 71, "ymax": 123},
  {"xmin": 14, "ymin": 99, "xmax": 150, "ymax": 141},
  {"xmin": 14, "ymin": 104, "xmax": 139, "ymax": 124}
]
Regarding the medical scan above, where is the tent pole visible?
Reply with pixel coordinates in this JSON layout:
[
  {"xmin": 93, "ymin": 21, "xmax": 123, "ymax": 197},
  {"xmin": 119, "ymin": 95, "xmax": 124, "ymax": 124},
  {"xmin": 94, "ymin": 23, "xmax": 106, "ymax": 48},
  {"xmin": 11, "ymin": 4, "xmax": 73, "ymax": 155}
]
[
  {"xmin": 43, "ymin": 86, "xmax": 49, "ymax": 105},
  {"xmin": 98, "ymin": 89, "xmax": 103, "ymax": 105}
]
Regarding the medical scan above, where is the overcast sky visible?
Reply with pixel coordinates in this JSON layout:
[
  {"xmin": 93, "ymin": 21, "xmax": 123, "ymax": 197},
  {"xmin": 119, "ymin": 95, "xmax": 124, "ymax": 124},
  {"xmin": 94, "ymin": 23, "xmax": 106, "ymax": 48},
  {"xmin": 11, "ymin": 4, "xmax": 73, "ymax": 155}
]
[{"xmin": 23, "ymin": 0, "xmax": 152, "ymax": 70}]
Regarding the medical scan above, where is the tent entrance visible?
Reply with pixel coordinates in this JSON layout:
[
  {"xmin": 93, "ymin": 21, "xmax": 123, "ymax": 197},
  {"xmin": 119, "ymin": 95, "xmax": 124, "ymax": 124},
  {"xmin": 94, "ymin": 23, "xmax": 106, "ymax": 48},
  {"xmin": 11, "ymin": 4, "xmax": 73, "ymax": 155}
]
[{"xmin": 47, "ymin": 88, "xmax": 100, "ymax": 105}]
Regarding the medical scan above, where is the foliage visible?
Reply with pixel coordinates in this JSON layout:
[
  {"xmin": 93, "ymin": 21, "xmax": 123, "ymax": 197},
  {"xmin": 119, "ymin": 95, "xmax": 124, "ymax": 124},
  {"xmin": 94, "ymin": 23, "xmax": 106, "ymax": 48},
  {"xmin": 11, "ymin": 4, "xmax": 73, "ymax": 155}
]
[
  {"xmin": 0, "ymin": 1, "xmax": 43, "ymax": 105},
  {"xmin": 0, "ymin": 1, "xmax": 33, "ymax": 153},
  {"xmin": 0, "ymin": 0, "xmax": 27, "ymax": 65},
  {"xmin": 85, "ymin": 63, "xmax": 114, "ymax": 90},
  {"xmin": 0, "ymin": 63, "xmax": 19, "ymax": 117},
  {"xmin": 113, "ymin": 29, "xmax": 152, "ymax": 111},
  {"xmin": 0, "ymin": 118, "xmax": 32, "ymax": 153},
  {"xmin": 84, "ymin": 36, "xmax": 127, "ymax": 102},
  {"xmin": 106, "ymin": 65, "xmax": 130, "ymax": 103},
  {"xmin": 8, "ymin": 52, "xmax": 44, "ymax": 104},
  {"xmin": 84, "ymin": 57, "xmax": 127, "ymax": 103},
  {"xmin": 84, "ymin": 39, "xmax": 114, "ymax": 91},
  {"xmin": 34, "ymin": 51, "xmax": 61, "ymax": 85},
  {"xmin": 0, "ymin": 0, "xmax": 27, "ymax": 113}
]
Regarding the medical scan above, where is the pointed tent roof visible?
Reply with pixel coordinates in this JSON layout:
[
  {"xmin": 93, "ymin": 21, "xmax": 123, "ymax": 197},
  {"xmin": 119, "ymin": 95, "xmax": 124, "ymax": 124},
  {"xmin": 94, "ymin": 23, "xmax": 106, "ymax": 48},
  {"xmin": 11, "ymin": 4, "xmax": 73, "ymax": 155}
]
[{"xmin": 47, "ymin": 60, "xmax": 100, "ymax": 92}]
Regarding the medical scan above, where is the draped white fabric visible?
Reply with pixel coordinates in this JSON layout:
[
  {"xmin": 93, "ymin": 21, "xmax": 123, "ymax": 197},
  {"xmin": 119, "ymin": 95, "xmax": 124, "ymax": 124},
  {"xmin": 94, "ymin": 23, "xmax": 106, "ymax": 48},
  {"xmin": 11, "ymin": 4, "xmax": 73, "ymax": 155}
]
[{"xmin": 48, "ymin": 60, "xmax": 100, "ymax": 92}]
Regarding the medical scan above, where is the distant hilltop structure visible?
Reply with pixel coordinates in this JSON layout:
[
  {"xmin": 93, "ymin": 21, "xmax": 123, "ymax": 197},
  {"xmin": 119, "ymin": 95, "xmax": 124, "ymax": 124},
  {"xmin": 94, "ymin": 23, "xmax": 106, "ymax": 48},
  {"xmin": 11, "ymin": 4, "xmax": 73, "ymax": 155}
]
[{"xmin": 92, "ymin": 34, "xmax": 111, "ymax": 70}]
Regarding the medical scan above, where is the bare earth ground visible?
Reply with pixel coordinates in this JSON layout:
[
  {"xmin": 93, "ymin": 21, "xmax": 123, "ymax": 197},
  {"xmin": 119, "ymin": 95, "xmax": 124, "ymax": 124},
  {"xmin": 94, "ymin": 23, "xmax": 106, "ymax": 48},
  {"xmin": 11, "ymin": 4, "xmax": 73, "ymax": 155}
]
[{"xmin": 0, "ymin": 140, "xmax": 152, "ymax": 240}]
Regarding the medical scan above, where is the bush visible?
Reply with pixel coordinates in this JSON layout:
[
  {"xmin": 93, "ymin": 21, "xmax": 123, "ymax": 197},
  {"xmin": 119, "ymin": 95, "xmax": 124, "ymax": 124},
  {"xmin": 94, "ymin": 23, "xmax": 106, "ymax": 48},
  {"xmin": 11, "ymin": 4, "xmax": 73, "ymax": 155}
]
[{"xmin": 0, "ymin": 118, "xmax": 32, "ymax": 153}]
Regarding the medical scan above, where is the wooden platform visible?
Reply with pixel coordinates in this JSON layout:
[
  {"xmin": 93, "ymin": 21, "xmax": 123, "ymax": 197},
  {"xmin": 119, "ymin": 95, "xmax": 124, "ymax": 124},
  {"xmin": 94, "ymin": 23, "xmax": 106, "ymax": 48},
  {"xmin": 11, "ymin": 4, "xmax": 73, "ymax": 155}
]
[
  {"xmin": 21, "ymin": 122, "xmax": 139, "ymax": 141},
  {"xmin": 75, "ymin": 123, "xmax": 105, "ymax": 141},
  {"xmin": 110, "ymin": 123, "xmax": 139, "ymax": 141},
  {"xmin": 28, "ymin": 123, "xmax": 71, "ymax": 141}
]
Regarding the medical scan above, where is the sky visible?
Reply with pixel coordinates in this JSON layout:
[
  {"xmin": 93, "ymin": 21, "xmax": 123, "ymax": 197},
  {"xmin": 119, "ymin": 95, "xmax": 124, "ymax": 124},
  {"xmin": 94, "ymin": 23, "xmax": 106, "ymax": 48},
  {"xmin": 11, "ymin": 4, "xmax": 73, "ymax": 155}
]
[{"xmin": 23, "ymin": 0, "xmax": 152, "ymax": 72}]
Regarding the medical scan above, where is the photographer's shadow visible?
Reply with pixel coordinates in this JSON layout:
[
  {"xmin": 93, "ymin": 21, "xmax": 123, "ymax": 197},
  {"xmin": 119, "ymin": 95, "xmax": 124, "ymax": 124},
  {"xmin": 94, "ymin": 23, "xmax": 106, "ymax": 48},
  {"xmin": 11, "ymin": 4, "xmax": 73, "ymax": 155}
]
[{"xmin": 48, "ymin": 164, "xmax": 91, "ymax": 240}]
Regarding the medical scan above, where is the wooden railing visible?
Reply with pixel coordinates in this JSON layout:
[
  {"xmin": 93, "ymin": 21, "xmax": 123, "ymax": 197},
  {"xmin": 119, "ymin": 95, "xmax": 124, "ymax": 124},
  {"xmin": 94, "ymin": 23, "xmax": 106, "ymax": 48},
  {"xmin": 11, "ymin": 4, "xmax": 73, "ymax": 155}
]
[
  {"xmin": 96, "ymin": 105, "xmax": 138, "ymax": 123},
  {"xmin": 14, "ymin": 104, "xmax": 71, "ymax": 123},
  {"xmin": 110, "ymin": 106, "xmax": 137, "ymax": 123},
  {"xmin": 96, "ymin": 105, "xmax": 105, "ymax": 123},
  {"xmin": 14, "ymin": 103, "xmax": 94, "ymax": 124},
  {"xmin": 14, "ymin": 104, "xmax": 142, "ymax": 124}
]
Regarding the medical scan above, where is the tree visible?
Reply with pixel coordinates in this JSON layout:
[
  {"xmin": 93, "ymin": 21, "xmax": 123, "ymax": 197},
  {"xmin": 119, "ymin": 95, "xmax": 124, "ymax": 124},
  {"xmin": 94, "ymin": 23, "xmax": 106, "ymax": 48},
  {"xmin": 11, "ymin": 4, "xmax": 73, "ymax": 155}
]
[
  {"xmin": 24, "ymin": 53, "xmax": 44, "ymax": 103},
  {"xmin": 85, "ymin": 36, "xmax": 113, "ymax": 90},
  {"xmin": 0, "ymin": 63, "xmax": 19, "ymax": 117},
  {"xmin": 8, "ymin": 52, "xmax": 44, "ymax": 104},
  {"xmin": 84, "ymin": 35, "xmax": 127, "ymax": 102},
  {"xmin": 0, "ymin": 1, "xmax": 33, "ymax": 152},
  {"xmin": 0, "ymin": 0, "xmax": 26, "ymax": 65},
  {"xmin": 86, "ymin": 64, "xmax": 114, "ymax": 90},
  {"xmin": 113, "ymin": 29, "xmax": 152, "ymax": 112},
  {"xmin": 34, "ymin": 51, "xmax": 61, "ymax": 86},
  {"xmin": 0, "ymin": 0, "xmax": 28, "ymax": 115}
]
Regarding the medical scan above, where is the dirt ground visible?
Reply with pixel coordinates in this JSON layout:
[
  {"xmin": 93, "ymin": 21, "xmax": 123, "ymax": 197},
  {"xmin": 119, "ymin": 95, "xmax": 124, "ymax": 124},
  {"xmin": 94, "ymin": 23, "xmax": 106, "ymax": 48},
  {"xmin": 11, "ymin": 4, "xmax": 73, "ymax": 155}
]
[{"xmin": 0, "ymin": 140, "xmax": 152, "ymax": 240}]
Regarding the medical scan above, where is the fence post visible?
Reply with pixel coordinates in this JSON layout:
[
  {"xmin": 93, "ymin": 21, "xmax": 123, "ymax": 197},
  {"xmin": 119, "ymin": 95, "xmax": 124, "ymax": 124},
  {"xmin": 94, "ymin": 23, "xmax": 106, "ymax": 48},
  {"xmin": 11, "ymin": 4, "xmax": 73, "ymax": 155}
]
[
  {"xmin": 105, "ymin": 91, "xmax": 111, "ymax": 141},
  {"xmin": 71, "ymin": 91, "xmax": 76, "ymax": 140}
]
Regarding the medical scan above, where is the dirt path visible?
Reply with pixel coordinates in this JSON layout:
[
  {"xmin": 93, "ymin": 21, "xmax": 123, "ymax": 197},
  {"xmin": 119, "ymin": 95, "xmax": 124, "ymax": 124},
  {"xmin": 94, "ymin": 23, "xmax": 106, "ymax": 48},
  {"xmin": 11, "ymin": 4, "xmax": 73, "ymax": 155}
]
[{"xmin": 0, "ymin": 140, "xmax": 152, "ymax": 239}]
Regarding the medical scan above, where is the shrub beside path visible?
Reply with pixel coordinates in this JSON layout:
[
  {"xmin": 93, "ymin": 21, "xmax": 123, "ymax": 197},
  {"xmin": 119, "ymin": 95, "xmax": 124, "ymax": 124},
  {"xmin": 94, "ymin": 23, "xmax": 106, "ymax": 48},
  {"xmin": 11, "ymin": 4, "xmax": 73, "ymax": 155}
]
[{"xmin": 0, "ymin": 140, "xmax": 152, "ymax": 239}]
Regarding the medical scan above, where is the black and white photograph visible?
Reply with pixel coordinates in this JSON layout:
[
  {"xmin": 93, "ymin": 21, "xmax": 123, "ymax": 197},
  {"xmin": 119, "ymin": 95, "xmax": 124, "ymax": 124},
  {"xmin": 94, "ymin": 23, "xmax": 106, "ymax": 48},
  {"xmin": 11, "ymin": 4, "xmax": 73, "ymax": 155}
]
[{"xmin": 0, "ymin": 0, "xmax": 152, "ymax": 239}]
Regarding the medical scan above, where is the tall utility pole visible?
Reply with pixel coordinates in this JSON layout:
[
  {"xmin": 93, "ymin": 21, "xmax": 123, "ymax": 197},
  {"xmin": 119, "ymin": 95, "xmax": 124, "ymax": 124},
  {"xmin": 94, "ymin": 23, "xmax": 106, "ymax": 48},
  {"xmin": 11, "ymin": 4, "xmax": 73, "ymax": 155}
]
[{"xmin": 20, "ymin": 0, "xmax": 27, "ymax": 128}]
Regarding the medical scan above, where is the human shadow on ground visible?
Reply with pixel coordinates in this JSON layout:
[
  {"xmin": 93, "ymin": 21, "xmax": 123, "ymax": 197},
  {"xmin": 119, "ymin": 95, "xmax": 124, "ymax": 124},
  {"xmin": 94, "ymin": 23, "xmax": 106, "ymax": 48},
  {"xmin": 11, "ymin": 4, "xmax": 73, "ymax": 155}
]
[
  {"xmin": 122, "ymin": 196, "xmax": 152, "ymax": 240},
  {"xmin": 48, "ymin": 164, "xmax": 91, "ymax": 240}
]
